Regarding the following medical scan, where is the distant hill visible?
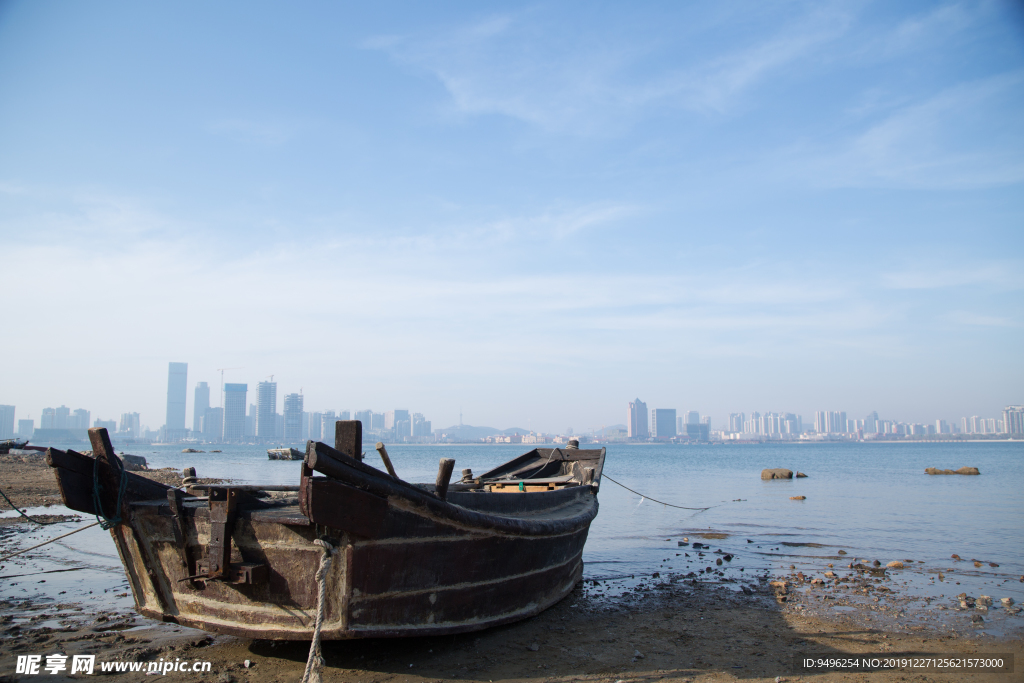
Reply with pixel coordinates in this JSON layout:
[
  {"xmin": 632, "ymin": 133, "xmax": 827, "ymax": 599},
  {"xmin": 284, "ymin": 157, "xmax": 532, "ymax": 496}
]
[
  {"xmin": 437, "ymin": 424, "xmax": 503, "ymax": 440},
  {"xmin": 437, "ymin": 425, "xmax": 535, "ymax": 440},
  {"xmin": 595, "ymin": 424, "xmax": 628, "ymax": 434}
]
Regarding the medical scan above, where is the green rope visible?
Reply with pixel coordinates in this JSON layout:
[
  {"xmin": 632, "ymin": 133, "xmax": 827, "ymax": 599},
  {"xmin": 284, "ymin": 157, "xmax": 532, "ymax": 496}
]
[
  {"xmin": 0, "ymin": 487, "xmax": 62, "ymax": 525},
  {"xmin": 92, "ymin": 453, "xmax": 127, "ymax": 530}
]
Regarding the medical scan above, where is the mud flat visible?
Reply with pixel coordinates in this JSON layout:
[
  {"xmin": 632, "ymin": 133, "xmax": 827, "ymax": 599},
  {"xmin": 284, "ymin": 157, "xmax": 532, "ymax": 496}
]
[{"xmin": 1, "ymin": 452, "xmax": 1022, "ymax": 681}]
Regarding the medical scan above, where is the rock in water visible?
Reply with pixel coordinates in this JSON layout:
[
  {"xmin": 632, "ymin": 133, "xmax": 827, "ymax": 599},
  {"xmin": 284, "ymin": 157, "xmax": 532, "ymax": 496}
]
[
  {"xmin": 795, "ymin": 472, "xmax": 808, "ymax": 478},
  {"xmin": 925, "ymin": 467, "xmax": 980, "ymax": 475},
  {"xmin": 761, "ymin": 468, "xmax": 793, "ymax": 480},
  {"xmin": 887, "ymin": 561, "xmax": 904, "ymax": 568},
  {"xmin": 789, "ymin": 495, "xmax": 806, "ymax": 500}
]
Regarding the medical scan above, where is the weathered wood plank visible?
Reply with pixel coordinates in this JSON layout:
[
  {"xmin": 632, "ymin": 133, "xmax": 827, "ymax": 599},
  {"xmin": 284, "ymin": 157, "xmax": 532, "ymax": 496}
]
[
  {"xmin": 435, "ymin": 458, "xmax": 455, "ymax": 501},
  {"xmin": 335, "ymin": 420, "xmax": 363, "ymax": 462}
]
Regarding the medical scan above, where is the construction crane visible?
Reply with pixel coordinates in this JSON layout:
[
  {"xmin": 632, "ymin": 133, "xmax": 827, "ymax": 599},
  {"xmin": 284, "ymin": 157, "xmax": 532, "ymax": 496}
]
[{"xmin": 216, "ymin": 367, "xmax": 243, "ymax": 407}]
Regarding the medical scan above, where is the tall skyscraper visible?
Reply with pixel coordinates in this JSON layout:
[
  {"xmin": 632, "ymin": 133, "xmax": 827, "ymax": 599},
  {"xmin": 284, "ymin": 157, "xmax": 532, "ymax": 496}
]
[
  {"xmin": 202, "ymin": 407, "xmax": 223, "ymax": 441},
  {"xmin": 165, "ymin": 362, "xmax": 188, "ymax": 434},
  {"xmin": 223, "ymin": 384, "xmax": 248, "ymax": 441},
  {"xmin": 307, "ymin": 412, "xmax": 323, "ymax": 441},
  {"xmin": 70, "ymin": 409, "xmax": 90, "ymax": 430},
  {"xmin": 256, "ymin": 381, "xmax": 278, "ymax": 438},
  {"xmin": 685, "ymin": 410, "xmax": 700, "ymax": 426},
  {"xmin": 865, "ymin": 411, "xmax": 879, "ymax": 433},
  {"xmin": 55, "ymin": 405, "xmax": 70, "ymax": 429},
  {"xmin": 321, "ymin": 411, "xmax": 337, "ymax": 444},
  {"xmin": 728, "ymin": 413, "xmax": 745, "ymax": 433},
  {"xmin": 1003, "ymin": 406, "xmax": 1024, "ymax": 435},
  {"xmin": 628, "ymin": 399, "xmax": 648, "ymax": 438},
  {"xmin": 119, "ymin": 412, "xmax": 141, "ymax": 437},
  {"xmin": 386, "ymin": 410, "xmax": 411, "ymax": 438},
  {"xmin": 0, "ymin": 405, "xmax": 14, "ymax": 439},
  {"xmin": 41, "ymin": 408, "xmax": 56, "ymax": 429},
  {"xmin": 651, "ymin": 409, "xmax": 676, "ymax": 438},
  {"xmin": 283, "ymin": 393, "xmax": 304, "ymax": 441},
  {"xmin": 193, "ymin": 382, "xmax": 210, "ymax": 434},
  {"xmin": 354, "ymin": 409, "xmax": 372, "ymax": 427},
  {"xmin": 17, "ymin": 419, "xmax": 34, "ymax": 438}
]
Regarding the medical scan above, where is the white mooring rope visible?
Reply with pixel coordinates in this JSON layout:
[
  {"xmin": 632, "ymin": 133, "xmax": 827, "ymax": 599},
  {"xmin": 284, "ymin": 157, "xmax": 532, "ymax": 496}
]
[{"xmin": 301, "ymin": 538, "xmax": 334, "ymax": 683}]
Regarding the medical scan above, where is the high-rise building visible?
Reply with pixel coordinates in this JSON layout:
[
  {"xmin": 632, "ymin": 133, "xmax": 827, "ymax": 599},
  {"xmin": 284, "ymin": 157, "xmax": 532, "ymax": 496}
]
[
  {"xmin": 321, "ymin": 411, "xmax": 337, "ymax": 444},
  {"xmin": 1003, "ymin": 406, "xmax": 1024, "ymax": 435},
  {"xmin": 70, "ymin": 409, "xmax": 90, "ymax": 430},
  {"xmin": 865, "ymin": 411, "xmax": 879, "ymax": 433},
  {"xmin": 354, "ymin": 410, "xmax": 372, "ymax": 428},
  {"xmin": 685, "ymin": 410, "xmax": 700, "ymax": 426},
  {"xmin": 412, "ymin": 413, "xmax": 432, "ymax": 437},
  {"xmin": 41, "ymin": 407, "xmax": 56, "ymax": 429},
  {"xmin": 17, "ymin": 419, "xmax": 34, "ymax": 438},
  {"xmin": 202, "ymin": 407, "xmax": 223, "ymax": 441},
  {"xmin": 165, "ymin": 362, "xmax": 188, "ymax": 434},
  {"xmin": 936, "ymin": 419, "xmax": 949, "ymax": 434},
  {"xmin": 193, "ymin": 382, "xmax": 210, "ymax": 434},
  {"xmin": 256, "ymin": 381, "xmax": 278, "ymax": 438},
  {"xmin": 94, "ymin": 418, "xmax": 117, "ymax": 432},
  {"xmin": 387, "ymin": 410, "xmax": 411, "ymax": 438},
  {"xmin": 651, "ymin": 409, "xmax": 676, "ymax": 439},
  {"xmin": 283, "ymin": 393, "xmax": 304, "ymax": 441},
  {"xmin": 55, "ymin": 405, "xmax": 70, "ymax": 429},
  {"xmin": 307, "ymin": 412, "xmax": 323, "ymax": 441},
  {"xmin": 119, "ymin": 412, "xmax": 141, "ymax": 437},
  {"xmin": 339, "ymin": 410, "xmax": 351, "ymax": 421},
  {"xmin": 628, "ymin": 399, "xmax": 648, "ymax": 439},
  {"xmin": 0, "ymin": 405, "xmax": 14, "ymax": 439},
  {"xmin": 223, "ymin": 384, "xmax": 248, "ymax": 441},
  {"xmin": 728, "ymin": 413, "xmax": 745, "ymax": 433},
  {"xmin": 371, "ymin": 413, "xmax": 384, "ymax": 430}
]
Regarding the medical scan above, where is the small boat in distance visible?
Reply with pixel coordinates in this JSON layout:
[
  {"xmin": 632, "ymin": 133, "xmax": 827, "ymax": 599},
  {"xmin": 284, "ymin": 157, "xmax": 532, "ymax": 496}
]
[
  {"xmin": 47, "ymin": 424, "xmax": 604, "ymax": 640},
  {"xmin": 267, "ymin": 447, "xmax": 304, "ymax": 460},
  {"xmin": 0, "ymin": 439, "xmax": 29, "ymax": 455}
]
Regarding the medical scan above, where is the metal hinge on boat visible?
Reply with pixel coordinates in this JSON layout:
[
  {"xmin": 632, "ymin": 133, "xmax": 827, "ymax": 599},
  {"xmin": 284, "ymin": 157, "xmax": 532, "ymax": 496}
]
[{"xmin": 185, "ymin": 487, "xmax": 267, "ymax": 585}]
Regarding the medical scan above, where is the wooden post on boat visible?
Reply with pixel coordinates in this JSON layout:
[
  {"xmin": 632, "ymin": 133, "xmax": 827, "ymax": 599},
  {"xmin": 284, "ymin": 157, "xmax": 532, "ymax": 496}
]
[
  {"xmin": 375, "ymin": 442, "xmax": 398, "ymax": 479},
  {"xmin": 336, "ymin": 420, "xmax": 363, "ymax": 462},
  {"xmin": 436, "ymin": 458, "xmax": 456, "ymax": 501},
  {"xmin": 583, "ymin": 467, "xmax": 596, "ymax": 485}
]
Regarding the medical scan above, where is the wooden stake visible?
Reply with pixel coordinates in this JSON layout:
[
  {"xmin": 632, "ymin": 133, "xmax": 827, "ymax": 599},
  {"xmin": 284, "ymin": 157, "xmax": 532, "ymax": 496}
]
[
  {"xmin": 375, "ymin": 442, "xmax": 398, "ymax": 479},
  {"xmin": 435, "ymin": 458, "xmax": 456, "ymax": 501}
]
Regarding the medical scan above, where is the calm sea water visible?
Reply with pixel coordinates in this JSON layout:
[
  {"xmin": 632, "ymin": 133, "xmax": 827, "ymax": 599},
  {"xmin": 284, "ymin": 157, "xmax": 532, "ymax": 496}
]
[{"xmin": 4, "ymin": 440, "xmax": 1023, "ymax": 614}]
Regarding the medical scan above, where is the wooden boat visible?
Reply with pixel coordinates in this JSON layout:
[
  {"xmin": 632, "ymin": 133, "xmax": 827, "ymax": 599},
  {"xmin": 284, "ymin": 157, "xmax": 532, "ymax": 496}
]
[
  {"xmin": 267, "ymin": 447, "xmax": 304, "ymax": 460},
  {"xmin": 0, "ymin": 438, "xmax": 29, "ymax": 455},
  {"xmin": 47, "ymin": 424, "xmax": 604, "ymax": 640}
]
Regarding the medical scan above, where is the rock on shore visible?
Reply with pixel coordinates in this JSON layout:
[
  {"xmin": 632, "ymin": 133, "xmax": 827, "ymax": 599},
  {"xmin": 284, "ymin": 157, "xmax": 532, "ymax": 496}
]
[
  {"xmin": 925, "ymin": 467, "xmax": 980, "ymax": 475},
  {"xmin": 761, "ymin": 468, "xmax": 793, "ymax": 480}
]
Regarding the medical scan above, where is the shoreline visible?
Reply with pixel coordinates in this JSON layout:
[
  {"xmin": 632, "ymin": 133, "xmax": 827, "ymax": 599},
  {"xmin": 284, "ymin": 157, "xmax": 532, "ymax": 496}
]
[{"xmin": 2, "ymin": 451, "xmax": 1022, "ymax": 681}]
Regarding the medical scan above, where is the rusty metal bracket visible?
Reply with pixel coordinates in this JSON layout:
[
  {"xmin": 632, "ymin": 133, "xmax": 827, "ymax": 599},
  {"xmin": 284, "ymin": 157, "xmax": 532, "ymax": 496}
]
[
  {"xmin": 166, "ymin": 489, "xmax": 194, "ymax": 573},
  {"xmin": 207, "ymin": 487, "xmax": 238, "ymax": 579},
  {"xmin": 193, "ymin": 561, "xmax": 267, "ymax": 585}
]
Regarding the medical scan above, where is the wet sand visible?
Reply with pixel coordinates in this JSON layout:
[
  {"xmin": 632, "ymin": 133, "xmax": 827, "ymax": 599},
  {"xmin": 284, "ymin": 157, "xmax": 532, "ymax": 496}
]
[{"xmin": 1, "ymin": 453, "xmax": 1021, "ymax": 682}]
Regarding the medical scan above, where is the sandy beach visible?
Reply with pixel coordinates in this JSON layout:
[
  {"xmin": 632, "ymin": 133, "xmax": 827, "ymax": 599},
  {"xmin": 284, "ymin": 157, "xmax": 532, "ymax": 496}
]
[{"xmin": 1, "ymin": 451, "xmax": 1021, "ymax": 682}]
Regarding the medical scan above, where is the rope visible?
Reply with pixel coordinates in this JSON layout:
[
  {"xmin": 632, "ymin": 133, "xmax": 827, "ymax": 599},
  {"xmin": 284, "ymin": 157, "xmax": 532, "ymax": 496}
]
[
  {"xmin": 92, "ymin": 453, "xmax": 128, "ymax": 530},
  {"xmin": 602, "ymin": 474, "xmax": 722, "ymax": 511},
  {"xmin": 0, "ymin": 487, "xmax": 62, "ymax": 525},
  {"xmin": 301, "ymin": 538, "xmax": 334, "ymax": 683},
  {"xmin": 0, "ymin": 522, "xmax": 100, "ymax": 562}
]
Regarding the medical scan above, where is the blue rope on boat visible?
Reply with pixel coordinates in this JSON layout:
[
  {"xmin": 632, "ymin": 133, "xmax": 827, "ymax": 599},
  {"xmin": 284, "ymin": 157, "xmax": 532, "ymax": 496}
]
[{"xmin": 92, "ymin": 452, "xmax": 127, "ymax": 530}]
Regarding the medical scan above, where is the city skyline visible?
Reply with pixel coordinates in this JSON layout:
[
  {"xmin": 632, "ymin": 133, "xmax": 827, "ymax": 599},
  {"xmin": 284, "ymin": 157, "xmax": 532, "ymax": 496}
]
[{"xmin": 1, "ymin": 3, "xmax": 1022, "ymax": 433}]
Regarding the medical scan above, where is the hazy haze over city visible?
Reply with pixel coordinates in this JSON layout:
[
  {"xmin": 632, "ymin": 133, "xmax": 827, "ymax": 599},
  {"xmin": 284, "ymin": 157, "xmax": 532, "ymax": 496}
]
[{"xmin": 1, "ymin": 1, "xmax": 1022, "ymax": 433}]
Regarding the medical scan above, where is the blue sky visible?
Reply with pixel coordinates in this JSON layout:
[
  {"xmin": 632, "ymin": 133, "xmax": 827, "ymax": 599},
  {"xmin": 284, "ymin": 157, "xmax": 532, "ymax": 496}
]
[{"xmin": 1, "ymin": 1, "xmax": 1022, "ymax": 432}]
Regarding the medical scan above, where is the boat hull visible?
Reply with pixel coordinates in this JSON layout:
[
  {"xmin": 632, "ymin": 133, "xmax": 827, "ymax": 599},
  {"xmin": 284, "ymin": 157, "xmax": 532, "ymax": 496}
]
[
  {"xmin": 48, "ymin": 432, "xmax": 602, "ymax": 640},
  {"xmin": 116, "ymin": 488, "xmax": 592, "ymax": 639}
]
